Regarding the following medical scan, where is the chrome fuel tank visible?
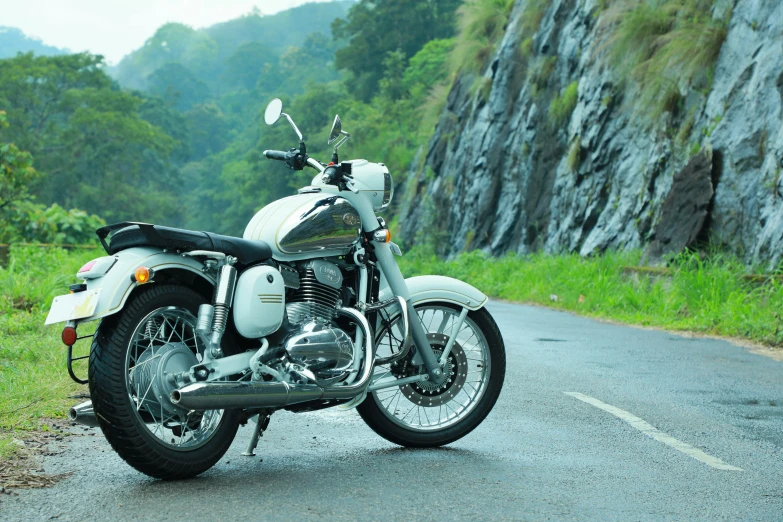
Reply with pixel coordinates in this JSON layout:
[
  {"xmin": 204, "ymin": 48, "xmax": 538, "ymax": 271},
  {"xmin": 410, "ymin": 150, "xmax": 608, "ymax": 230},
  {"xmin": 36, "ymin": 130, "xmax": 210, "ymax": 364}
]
[{"xmin": 243, "ymin": 193, "xmax": 362, "ymax": 261}]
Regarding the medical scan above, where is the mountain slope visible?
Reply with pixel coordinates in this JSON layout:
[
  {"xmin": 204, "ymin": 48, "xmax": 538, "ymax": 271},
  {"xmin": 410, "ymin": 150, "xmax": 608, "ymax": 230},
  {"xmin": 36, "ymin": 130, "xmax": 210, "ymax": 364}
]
[
  {"xmin": 0, "ymin": 27, "xmax": 68, "ymax": 59},
  {"xmin": 111, "ymin": 1, "xmax": 352, "ymax": 91}
]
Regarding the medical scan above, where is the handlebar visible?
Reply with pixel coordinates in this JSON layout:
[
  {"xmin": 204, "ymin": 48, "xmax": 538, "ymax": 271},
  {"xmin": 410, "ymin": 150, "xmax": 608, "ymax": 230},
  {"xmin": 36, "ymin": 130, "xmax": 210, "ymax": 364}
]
[
  {"xmin": 263, "ymin": 149, "xmax": 325, "ymax": 173},
  {"xmin": 263, "ymin": 150, "xmax": 287, "ymax": 161}
]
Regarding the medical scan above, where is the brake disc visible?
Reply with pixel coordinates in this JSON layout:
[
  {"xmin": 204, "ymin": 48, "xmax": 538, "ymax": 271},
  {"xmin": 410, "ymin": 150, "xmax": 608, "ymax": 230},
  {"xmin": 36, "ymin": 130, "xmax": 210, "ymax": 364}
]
[{"xmin": 400, "ymin": 333, "xmax": 468, "ymax": 408}]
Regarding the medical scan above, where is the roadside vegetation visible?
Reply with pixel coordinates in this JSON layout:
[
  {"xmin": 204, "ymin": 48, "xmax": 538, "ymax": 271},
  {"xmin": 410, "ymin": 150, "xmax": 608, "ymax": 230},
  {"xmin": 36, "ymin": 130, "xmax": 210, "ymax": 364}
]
[
  {"xmin": 0, "ymin": 247, "xmax": 95, "ymax": 462},
  {"xmin": 398, "ymin": 247, "xmax": 783, "ymax": 348}
]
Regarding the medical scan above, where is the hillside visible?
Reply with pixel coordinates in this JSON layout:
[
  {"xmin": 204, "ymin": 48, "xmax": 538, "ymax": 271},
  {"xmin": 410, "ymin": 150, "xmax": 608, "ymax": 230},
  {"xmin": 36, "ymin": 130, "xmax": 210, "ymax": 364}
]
[
  {"xmin": 0, "ymin": 27, "xmax": 67, "ymax": 58},
  {"xmin": 111, "ymin": 1, "xmax": 353, "ymax": 91},
  {"xmin": 399, "ymin": 0, "xmax": 783, "ymax": 268}
]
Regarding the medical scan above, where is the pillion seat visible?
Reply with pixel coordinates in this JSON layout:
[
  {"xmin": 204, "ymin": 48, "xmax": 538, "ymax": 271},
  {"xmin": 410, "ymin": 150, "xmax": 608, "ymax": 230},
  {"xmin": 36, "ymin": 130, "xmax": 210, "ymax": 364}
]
[{"xmin": 96, "ymin": 222, "xmax": 273, "ymax": 265}]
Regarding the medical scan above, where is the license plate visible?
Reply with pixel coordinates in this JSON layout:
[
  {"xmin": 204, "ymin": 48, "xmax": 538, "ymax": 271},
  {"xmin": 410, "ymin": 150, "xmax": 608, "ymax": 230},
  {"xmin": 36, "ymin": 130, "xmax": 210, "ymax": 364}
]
[{"xmin": 45, "ymin": 289, "xmax": 101, "ymax": 325}]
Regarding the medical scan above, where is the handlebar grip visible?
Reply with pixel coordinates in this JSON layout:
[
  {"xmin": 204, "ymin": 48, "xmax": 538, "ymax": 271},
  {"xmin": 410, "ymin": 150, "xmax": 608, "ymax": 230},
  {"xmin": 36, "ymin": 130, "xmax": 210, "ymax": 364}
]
[{"xmin": 263, "ymin": 150, "xmax": 287, "ymax": 161}]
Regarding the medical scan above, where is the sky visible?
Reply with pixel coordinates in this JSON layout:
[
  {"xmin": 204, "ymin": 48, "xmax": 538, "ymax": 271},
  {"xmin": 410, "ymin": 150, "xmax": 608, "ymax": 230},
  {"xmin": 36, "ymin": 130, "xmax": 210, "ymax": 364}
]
[{"xmin": 3, "ymin": 0, "xmax": 332, "ymax": 64}]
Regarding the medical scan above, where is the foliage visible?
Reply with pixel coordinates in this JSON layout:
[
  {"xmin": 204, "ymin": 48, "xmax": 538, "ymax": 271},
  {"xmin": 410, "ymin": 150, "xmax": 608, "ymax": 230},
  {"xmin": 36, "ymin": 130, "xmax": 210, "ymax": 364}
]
[
  {"xmin": 0, "ymin": 201, "xmax": 105, "ymax": 244},
  {"xmin": 398, "ymin": 247, "xmax": 783, "ymax": 347},
  {"xmin": 605, "ymin": 0, "xmax": 729, "ymax": 122},
  {"xmin": 549, "ymin": 80, "xmax": 579, "ymax": 126},
  {"xmin": 332, "ymin": 0, "xmax": 460, "ymax": 101},
  {"xmin": 0, "ymin": 53, "xmax": 184, "ymax": 225},
  {"xmin": 451, "ymin": 0, "xmax": 515, "ymax": 74},
  {"xmin": 0, "ymin": 111, "xmax": 39, "ymax": 211},
  {"xmin": 0, "ymin": 247, "xmax": 97, "ymax": 460}
]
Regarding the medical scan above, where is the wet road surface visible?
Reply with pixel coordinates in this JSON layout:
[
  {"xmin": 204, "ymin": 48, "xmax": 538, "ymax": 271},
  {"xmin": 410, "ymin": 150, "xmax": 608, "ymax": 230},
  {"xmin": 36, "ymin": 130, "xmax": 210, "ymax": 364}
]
[{"xmin": 3, "ymin": 302, "xmax": 782, "ymax": 521}]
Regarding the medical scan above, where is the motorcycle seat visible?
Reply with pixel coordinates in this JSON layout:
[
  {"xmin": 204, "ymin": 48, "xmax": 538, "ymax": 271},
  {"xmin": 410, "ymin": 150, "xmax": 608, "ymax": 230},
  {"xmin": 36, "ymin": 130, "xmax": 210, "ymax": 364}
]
[{"xmin": 97, "ymin": 222, "xmax": 273, "ymax": 265}]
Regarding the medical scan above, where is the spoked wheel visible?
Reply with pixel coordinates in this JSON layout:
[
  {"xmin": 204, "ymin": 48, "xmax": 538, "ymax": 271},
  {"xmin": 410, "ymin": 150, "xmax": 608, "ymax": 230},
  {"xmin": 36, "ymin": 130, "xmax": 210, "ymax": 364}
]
[
  {"xmin": 89, "ymin": 284, "xmax": 239, "ymax": 479},
  {"xmin": 357, "ymin": 303, "xmax": 505, "ymax": 447}
]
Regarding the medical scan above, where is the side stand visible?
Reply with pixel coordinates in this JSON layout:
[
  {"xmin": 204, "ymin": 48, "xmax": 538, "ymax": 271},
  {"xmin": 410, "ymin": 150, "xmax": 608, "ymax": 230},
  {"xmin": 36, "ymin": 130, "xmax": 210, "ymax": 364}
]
[{"xmin": 242, "ymin": 412, "xmax": 271, "ymax": 457}]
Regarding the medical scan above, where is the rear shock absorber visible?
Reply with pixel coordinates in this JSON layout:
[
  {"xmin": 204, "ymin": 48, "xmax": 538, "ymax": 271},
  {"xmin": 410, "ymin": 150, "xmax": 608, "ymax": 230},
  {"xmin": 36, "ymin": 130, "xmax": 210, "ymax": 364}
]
[{"xmin": 197, "ymin": 256, "xmax": 237, "ymax": 358}]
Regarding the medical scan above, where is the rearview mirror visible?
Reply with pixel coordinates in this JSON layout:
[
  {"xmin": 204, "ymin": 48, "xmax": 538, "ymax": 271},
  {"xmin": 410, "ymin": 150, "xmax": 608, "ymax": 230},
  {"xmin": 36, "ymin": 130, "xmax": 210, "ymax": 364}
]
[
  {"xmin": 264, "ymin": 98, "xmax": 283, "ymax": 126},
  {"xmin": 328, "ymin": 115, "xmax": 342, "ymax": 144}
]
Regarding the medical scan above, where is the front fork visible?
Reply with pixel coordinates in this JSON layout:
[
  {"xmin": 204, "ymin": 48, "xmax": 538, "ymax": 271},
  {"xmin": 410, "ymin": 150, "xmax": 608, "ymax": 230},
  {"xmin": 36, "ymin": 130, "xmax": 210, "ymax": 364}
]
[{"xmin": 373, "ymin": 243, "xmax": 454, "ymax": 385}]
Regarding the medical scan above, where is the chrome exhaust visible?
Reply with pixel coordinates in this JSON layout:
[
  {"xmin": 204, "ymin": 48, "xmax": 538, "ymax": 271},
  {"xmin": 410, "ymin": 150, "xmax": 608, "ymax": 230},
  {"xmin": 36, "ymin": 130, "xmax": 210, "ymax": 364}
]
[
  {"xmin": 69, "ymin": 400, "xmax": 99, "ymax": 427},
  {"xmin": 171, "ymin": 306, "xmax": 377, "ymax": 411}
]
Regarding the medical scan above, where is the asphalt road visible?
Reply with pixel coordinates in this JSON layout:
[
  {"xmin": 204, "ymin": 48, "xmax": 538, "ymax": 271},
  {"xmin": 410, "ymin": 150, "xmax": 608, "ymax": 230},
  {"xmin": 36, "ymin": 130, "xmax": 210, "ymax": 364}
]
[{"xmin": 3, "ymin": 302, "xmax": 782, "ymax": 521}]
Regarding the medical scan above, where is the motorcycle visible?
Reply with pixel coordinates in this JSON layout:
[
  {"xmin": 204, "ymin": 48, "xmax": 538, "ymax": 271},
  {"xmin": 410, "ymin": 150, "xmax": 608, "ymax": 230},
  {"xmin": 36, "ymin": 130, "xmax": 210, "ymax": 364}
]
[{"xmin": 45, "ymin": 98, "xmax": 506, "ymax": 479}]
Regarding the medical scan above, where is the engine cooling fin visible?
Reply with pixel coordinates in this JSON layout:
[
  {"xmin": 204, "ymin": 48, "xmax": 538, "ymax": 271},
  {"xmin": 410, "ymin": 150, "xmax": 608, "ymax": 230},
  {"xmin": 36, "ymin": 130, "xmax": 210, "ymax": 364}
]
[{"xmin": 286, "ymin": 268, "xmax": 341, "ymax": 324}]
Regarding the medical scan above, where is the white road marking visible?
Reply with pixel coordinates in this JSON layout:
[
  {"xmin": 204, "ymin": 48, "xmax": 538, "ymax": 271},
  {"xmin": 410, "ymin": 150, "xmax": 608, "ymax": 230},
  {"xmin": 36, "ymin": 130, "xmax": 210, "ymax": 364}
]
[{"xmin": 564, "ymin": 392, "xmax": 744, "ymax": 471}]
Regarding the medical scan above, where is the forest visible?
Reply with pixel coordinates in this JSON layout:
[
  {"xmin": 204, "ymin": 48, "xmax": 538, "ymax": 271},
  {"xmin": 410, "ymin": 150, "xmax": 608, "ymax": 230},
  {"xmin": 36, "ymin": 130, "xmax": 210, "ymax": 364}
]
[{"xmin": 0, "ymin": 0, "xmax": 461, "ymax": 244}]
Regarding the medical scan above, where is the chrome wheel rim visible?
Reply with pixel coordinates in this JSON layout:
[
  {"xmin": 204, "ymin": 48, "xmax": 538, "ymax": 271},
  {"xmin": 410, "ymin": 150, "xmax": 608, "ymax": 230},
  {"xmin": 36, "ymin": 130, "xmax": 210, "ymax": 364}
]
[
  {"xmin": 372, "ymin": 306, "xmax": 491, "ymax": 431},
  {"xmin": 125, "ymin": 306, "xmax": 224, "ymax": 450}
]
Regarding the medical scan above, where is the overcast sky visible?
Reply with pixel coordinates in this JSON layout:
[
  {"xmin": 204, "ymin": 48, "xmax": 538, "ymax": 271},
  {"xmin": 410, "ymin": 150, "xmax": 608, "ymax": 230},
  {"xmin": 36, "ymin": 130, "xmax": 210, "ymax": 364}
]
[{"xmin": 4, "ymin": 0, "xmax": 332, "ymax": 64}]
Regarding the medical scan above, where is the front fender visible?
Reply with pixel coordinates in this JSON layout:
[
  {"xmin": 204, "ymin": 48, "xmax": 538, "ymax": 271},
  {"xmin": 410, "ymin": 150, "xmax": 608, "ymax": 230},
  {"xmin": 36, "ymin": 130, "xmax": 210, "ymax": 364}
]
[
  {"xmin": 379, "ymin": 275, "xmax": 488, "ymax": 310},
  {"xmin": 81, "ymin": 247, "xmax": 215, "ymax": 322}
]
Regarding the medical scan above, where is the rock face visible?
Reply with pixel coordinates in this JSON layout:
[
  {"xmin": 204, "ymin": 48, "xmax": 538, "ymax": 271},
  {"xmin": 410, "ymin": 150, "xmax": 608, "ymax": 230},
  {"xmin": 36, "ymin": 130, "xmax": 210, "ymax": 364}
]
[{"xmin": 399, "ymin": 0, "xmax": 783, "ymax": 268}]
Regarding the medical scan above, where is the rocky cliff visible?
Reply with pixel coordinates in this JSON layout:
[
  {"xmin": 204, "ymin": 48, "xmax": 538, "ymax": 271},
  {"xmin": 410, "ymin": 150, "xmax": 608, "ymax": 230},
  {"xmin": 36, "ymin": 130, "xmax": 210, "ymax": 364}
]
[{"xmin": 399, "ymin": 0, "xmax": 783, "ymax": 268}]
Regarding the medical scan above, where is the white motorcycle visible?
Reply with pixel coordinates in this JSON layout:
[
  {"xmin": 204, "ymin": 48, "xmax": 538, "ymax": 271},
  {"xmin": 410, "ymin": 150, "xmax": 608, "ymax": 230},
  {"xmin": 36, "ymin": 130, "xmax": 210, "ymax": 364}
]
[{"xmin": 45, "ymin": 99, "xmax": 506, "ymax": 479}]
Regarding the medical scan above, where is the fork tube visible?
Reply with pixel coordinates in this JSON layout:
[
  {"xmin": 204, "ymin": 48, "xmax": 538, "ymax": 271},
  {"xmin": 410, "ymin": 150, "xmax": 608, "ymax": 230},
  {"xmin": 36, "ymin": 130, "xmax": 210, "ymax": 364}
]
[{"xmin": 374, "ymin": 243, "xmax": 444, "ymax": 382}]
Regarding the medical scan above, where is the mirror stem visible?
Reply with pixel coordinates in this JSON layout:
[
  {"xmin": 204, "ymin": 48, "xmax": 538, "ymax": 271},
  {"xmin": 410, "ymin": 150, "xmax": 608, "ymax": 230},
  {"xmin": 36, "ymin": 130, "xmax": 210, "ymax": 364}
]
[{"xmin": 282, "ymin": 113, "xmax": 303, "ymax": 142}]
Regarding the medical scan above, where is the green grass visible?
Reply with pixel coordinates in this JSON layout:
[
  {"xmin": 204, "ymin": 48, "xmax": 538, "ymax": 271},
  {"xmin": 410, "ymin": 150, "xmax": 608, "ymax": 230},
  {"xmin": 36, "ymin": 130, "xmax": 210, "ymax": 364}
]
[
  {"xmin": 0, "ymin": 247, "xmax": 97, "ymax": 461},
  {"xmin": 398, "ymin": 247, "xmax": 783, "ymax": 347},
  {"xmin": 549, "ymin": 80, "xmax": 579, "ymax": 126},
  {"xmin": 605, "ymin": 0, "xmax": 729, "ymax": 122},
  {"xmin": 451, "ymin": 0, "xmax": 516, "ymax": 74}
]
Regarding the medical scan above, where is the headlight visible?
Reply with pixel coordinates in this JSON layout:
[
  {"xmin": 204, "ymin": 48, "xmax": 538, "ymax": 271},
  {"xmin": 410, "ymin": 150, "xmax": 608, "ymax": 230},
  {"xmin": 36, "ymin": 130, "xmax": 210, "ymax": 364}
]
[{"xmin": 380, "ymin": 170, "xmax": 393, "ymax": 212}]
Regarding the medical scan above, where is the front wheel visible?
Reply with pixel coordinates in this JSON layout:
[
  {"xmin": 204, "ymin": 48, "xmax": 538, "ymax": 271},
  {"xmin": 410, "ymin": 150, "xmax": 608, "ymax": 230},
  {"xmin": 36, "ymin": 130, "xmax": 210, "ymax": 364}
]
[
  {"xmin": 88, "ymin": 284, "xmax": 240, "ymax": 479},
  {"xmin": 357, "ymin": 303, "xmax": 505, "ymax": 447}
]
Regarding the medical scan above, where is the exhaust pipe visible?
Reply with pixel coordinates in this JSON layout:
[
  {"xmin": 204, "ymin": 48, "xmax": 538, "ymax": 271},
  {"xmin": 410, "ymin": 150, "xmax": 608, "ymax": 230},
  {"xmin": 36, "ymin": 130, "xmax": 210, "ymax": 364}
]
[
  {"xmin": 171, "ymin": 306, "xmax": 383, "ymax": 411},
  {"xmin": 171, "ymin": 381, "xmax": 324, "ymax": 410},
  {"xmin": 69, "ymin": 400, "xmax": 100, "ymax": 427}
]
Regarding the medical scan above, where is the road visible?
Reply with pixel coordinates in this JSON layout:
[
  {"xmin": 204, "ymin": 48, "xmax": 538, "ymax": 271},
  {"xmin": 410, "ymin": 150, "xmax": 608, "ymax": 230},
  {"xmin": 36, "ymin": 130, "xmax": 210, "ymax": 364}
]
[{"xmin": 3, "ymin": 302, "xmax": 782, "ymax": 521}]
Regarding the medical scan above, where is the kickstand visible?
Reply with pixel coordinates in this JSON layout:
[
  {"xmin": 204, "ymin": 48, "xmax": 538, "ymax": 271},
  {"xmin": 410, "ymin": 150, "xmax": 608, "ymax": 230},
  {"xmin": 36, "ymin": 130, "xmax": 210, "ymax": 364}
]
[{"xmin": 241, "ymin": 412, "xmax": 271, "ymax": 457}]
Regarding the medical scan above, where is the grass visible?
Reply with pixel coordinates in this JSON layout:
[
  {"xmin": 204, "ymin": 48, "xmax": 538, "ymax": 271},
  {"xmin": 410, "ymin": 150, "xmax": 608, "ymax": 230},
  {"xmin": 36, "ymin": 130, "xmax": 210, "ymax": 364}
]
[
  {"xmin": 604, "ymin": 0, "xmax": 730, "ymax": 122},
  {"xmin": 549, "ymin": 80, "xmax": 579, "ymax": 126},
  {"xmin": 451, "ymin": 0, "xmax": 516, "ymax": 74},
  {"xmin": 398, "ymin": 247, "xmax": 783, "ymax": 348},
  {"xmin": 0, "ymin": 247, "xmax": 97, "ymax": 461}
]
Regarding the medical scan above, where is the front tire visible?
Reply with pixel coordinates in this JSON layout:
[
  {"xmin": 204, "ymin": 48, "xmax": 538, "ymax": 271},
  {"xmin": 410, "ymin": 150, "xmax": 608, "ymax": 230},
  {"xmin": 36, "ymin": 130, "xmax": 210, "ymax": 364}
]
[
  {"xmin": 358, "ymin": 304, "xmax": 505, "ymax": 447},
  {"xmin": 89, "ymin": 284, "xmax": 239, "ymax": 479}
]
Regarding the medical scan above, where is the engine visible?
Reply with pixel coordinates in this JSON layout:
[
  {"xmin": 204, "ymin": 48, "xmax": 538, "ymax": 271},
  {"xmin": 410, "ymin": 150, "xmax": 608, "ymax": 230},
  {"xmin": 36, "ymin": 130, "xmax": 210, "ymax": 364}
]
[
  {"xmin": 233, "ymin": 259, "xmax": 357, "ymax": 386},
  {"xmin": 281, "ymin": 260, "xmax": 356, "ymax": 385}
]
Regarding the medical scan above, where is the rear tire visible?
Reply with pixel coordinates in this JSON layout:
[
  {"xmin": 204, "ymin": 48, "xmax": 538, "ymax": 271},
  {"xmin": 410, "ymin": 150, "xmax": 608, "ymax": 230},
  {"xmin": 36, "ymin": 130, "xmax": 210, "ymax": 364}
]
[
  {"xmin": 89, "ymin": 284, "xmax": 239, "ymax": 479},
  {"xmin": 357, "ymin": 304, "xmax": 505, "ymax": 447}
]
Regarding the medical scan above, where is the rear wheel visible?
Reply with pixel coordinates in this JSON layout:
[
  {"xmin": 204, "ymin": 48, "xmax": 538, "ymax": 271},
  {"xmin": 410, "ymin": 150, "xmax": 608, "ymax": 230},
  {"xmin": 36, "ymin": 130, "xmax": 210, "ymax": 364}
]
[
  {"xmin": 89, "ymin": 284, "xmax": 239, "ymax": 479},
  {"xmin": 357, "ymin": 303, "xmax": 505, "ymax": 447}
]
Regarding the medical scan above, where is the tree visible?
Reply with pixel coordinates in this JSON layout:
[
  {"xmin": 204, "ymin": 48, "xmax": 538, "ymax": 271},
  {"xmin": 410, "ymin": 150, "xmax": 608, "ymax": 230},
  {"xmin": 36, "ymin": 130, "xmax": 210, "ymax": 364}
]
[
  {"xmin": 0, "ymin": 53, "xmax": 184, "ymax": 225},
  {"xmin": 332, "ymin": 0, "xmax": 460, "ymax": 101},
  {"xmin": 0, "ymin": 111, "xmax": 39, "ymax": 210},
  {"xmin": 147, "ymin": 62, "xmax": 211, "ymax": 111}
]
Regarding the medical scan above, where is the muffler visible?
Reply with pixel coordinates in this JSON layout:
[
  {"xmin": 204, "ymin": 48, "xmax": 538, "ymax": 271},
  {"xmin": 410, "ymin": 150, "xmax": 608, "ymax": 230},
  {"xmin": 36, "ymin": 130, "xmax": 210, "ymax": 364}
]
[
  {"xmin": 69, "ymin": 400, "xmax": 99, "ymax": 427},
  {"xmin": 171, "ymin": 306, "xmax": 378, "ymax": 411}
]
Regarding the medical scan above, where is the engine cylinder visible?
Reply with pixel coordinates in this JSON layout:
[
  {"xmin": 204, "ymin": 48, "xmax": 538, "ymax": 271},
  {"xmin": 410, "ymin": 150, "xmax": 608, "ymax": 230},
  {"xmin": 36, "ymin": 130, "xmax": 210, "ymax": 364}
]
[{"xmin": 286, "ymin": 263, "xmax": 342, "ymax": 324}]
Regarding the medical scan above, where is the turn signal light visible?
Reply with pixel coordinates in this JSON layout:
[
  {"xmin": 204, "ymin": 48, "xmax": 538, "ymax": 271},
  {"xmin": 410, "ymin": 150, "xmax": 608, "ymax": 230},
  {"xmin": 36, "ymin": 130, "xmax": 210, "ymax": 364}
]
[
  {"xmin": 132, "ymin": 266, "xmax": 153, "ymax": 284},
  {"xmin": 62, "ymin": 326, "xmax": 77, "ymax": 346}
]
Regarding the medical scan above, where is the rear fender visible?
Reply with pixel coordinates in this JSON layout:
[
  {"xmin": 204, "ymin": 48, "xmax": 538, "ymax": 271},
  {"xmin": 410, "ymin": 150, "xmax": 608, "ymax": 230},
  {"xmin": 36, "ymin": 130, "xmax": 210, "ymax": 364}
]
[{"xmin": 79, "ymin": 247, "xmax": 215, "ymax": 322}]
